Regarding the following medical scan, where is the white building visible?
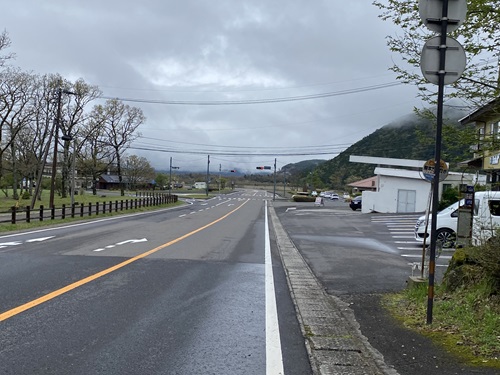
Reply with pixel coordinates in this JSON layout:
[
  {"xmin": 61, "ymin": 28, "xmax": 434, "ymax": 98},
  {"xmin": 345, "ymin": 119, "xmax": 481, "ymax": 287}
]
[{"xmin": 349, "ymin": 156, "xmax": 486, "ymax": 213}]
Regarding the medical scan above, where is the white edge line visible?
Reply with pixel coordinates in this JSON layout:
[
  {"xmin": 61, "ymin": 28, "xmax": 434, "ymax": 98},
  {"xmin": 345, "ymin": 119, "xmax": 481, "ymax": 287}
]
[{"xmin": 264, "ymin": 201, "xmax": 284, "ymax": 375}]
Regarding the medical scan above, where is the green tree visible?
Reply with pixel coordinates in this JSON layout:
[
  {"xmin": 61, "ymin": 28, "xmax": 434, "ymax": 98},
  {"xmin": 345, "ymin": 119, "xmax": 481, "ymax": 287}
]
[
  {"xmin": 373, "ymin": 0, "xmax": 500, "ymax": 106},
  {"xmin": 155, "ymin": 173, "xmax": 168, "ymax": 190},
  {"xmin": 123, "ymin": 154, "xmax": 155, "ymax": 190}
]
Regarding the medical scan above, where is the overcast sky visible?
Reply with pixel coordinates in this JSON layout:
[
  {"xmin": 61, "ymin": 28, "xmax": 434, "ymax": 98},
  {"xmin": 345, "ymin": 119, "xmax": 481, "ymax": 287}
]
[{"xmin": 1, "ymin": 1, "xmax": 425, "ymax": 173}]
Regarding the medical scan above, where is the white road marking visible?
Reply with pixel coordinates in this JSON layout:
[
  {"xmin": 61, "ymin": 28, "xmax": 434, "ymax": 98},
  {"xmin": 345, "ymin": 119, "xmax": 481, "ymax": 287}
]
[
  {"xmin": 264, "ymin": 201, "xmax": 284, "ymax": 375},
  {"xmin": 179, "ymin": 214, "xmax": 186, "ymax": 218},
  {"xmin": 26, "ymin": 236, "xmax": 55, "ymax": 242},
  {"xmin": 93, "ymin": 238, "xmax": 148, "ymax": 252},
  {"xmin": 116, "ymin": 238, "xmax": 148, "ymax": 245},
  {"xmin": 0, "ymin": 241, "xmax": 23, "ymax": 247}
]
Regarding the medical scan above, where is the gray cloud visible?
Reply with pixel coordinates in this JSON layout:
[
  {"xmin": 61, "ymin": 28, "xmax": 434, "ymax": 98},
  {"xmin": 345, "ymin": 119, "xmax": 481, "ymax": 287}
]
[{"xmin": 1, "ymin": 0, "xmax": 423, "ymax": 172}]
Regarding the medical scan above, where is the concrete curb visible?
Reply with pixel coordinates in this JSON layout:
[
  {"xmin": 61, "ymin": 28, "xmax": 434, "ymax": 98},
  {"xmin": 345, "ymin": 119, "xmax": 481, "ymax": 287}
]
[{"xmin": 268, "ymin": 204, "xmax": 399, "ymax": 375}]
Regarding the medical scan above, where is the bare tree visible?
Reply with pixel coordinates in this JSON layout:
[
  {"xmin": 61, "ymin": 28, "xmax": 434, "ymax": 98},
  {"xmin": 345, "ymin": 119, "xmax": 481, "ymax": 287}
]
[
  {"xmin": 0, "ymin": 30, "xmax": 15, "ymax": 69},
  {"xmin": 78, "ymin": 107, "xmax": 116, "ymax": 196},
  {"xmin": 29, "ymin": 74, "xmax": 62, "ymax": 207},
  {"xmin": 98, "ymin": 99, "xmax": 145, "ymax": 196},
  {"xmin": 0, "ymin": 68, "xmax": 35, "ymax": 199},
  {"xmin": 58, "ymin": 78, "xmax": 101, "ymax": 198}
]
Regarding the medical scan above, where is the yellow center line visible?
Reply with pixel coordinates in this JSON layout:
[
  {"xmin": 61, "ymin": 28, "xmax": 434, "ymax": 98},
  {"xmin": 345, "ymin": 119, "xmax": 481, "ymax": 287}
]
[{"xmin": 0, "ymin": 199, "xmax": 249, "ymax": 322}]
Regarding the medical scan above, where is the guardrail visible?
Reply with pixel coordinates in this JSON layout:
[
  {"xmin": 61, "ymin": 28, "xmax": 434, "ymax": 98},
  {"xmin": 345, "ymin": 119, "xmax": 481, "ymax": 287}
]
[{"xmin": 1, "ymin": 194, "xmax": 178, "ymax": 225}]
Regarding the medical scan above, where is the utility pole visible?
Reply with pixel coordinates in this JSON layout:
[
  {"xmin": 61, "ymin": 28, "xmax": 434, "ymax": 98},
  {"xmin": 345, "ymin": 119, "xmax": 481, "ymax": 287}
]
[
  {"xmin": 169, "ymin": 156, "xmax": 179, "ymax": 195},
  {"xmin": 49, "ymin": 88, "xmax": 63, "ymax": 209},
  {"xmin": 206, "ymin": 155, "xmax": 210, "ymax": 197},
  {"xmin": 219, "ymin": 164, "xmax": 221, "ymax": 193},
  {"xmin": 273, "ymin": 158, "xmax": 277, "ymax": 201}
]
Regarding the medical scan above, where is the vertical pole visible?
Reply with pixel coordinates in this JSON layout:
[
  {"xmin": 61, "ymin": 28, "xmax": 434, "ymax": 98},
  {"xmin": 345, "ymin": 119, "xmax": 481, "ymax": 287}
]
[
  {"xmin": 273, "ymin": 158, "xmax": 277, "ymax": 201},
  {"xmin": 219, "ymin": 164, "xmax": 221, "ymax": 193},
  {"xmin": 49, "ymin": 88, "xmax": 62, "ymax": 209},
  {"xmin": 206, "ymin": 155, "xmax": 210, "ymax": 197},
  {"xmin": 169, "ymin": 156, "xmax": 172, "ymax": 195},
  {"xmin": 427, "ymin": 0, "xmax": 449, "ymax": 325},
  {"xmin": 283, "ymin": 171, "xmax": 286, "ymax": 197},
  {"xmin": 70, "ymin": 139, "xmax": 76, "ymax": 207}
]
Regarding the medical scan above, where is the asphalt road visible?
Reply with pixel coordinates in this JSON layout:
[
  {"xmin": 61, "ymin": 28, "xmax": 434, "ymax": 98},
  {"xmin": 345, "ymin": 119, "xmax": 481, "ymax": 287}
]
[
  {"xmin": 273, "ymin": 197, "xmax": 499, "ymax": 375},
  {"xmin": 0, "ymin": 191, "xmax": 311, "ymax": 375},
  {"xmin": 2, "ymin": 191, "xmax": 496, "ymax": 375}
]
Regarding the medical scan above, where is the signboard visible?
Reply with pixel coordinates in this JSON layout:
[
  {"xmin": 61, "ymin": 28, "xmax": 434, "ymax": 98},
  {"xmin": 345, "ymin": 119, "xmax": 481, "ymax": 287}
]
[
  {"xmin": 419, "ymin": 0, "xmax": 467, "ymax": 33},
  {"xmin": 422, "ymin": 159, "xmax": 448, "ymax": 182},
  {"xmin": 314, "ymin": 197, "xmax": 324, "ymax": 206},
  {"xmin": 420, "ymin": 36, "xmax": 466, "ymax": 85}
]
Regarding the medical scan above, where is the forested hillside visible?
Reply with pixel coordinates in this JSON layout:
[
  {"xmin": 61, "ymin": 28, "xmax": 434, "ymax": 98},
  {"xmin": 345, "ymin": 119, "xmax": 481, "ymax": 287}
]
[{"xmin": 314, "ymin": 104, "xmax": 474, "ymax": 190}]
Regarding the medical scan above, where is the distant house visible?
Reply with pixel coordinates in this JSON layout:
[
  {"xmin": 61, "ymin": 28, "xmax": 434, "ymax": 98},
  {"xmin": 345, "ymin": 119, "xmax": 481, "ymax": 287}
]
[
  {"xmin": 348, "ymin": 176, "xmax": 377, "ymax": 193},
  {"xmin": 459, "ymin": 97, "xmax": 500, "ymax": 189},
  {"xmin": 96, "ymin": 174, "xmax": 122, "ymax": 190}
]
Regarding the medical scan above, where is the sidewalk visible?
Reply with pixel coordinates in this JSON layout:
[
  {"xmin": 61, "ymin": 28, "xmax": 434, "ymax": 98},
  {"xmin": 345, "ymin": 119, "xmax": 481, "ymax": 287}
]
[{"xmin": 268, "ymin": 204, "xmax": 399, "ymax": 375}]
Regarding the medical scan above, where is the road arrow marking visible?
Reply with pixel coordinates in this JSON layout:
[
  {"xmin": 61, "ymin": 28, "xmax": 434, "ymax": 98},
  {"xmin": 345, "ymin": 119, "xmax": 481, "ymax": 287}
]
[{"xmin": 115, "ymin": 238, "xmax": 148, "ymax": 246}]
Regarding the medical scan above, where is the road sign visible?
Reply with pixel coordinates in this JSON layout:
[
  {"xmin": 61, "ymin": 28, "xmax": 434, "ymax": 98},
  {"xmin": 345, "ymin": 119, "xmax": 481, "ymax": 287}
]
[
  {"xmin": 420, "ymin": 36, "xmax": 466, "ymax": 85},
  {"xmin": 419, "ymin": 0, "xmax": 467, "ymax": 33},
  {"xmin": 422, "ymin": 159, "xmax": 449, "ymax": 182}
]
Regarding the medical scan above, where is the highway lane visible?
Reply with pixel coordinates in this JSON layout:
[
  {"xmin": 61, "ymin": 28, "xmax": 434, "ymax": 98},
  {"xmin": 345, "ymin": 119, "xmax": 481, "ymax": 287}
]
[{"xmin": 0, "ymin": 191, "xmax": 311, "ymax": 374}]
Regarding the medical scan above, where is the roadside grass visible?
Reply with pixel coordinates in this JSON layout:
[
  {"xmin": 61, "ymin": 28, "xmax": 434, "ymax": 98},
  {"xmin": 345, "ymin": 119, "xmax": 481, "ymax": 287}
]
[
  {"xmin": 0, "ymin": 188, "xmax": 234, "ymax": 232},
  {"xmin": 382, "ymin": 281, "xmax": 500, "ymax": 369},
  {"xmin": 0, "ymin": 189, "xmax": 186, "ymax": 232}
]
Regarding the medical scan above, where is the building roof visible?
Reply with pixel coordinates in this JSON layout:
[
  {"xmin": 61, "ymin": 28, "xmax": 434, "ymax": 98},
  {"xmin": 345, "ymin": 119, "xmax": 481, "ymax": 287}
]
[
  {"xmin": 349, "ymin": 155, "xmax": 428, "ymax": 169},
  {"xmin": 348, "ymin": 176, "xmax": 377, "ymax": 188},
  {"xmin": 459, "ymin": 97, "xmax": 500, "ymax": 125},
  {"xmin": 100, "ymin": 174, "xmax": 121, "ymax": 183}
]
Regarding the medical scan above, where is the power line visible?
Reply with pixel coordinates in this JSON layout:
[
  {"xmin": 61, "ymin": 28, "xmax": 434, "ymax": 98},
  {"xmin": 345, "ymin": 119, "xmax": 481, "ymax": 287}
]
[
  {"xmin": 137, "ymin": 136, "xmax": 352, "ymax": 150},
  {"xmin": 99, "ymin": 82, "xmax": 403, "ymax": 106},
  {"xmin": 128, "ymin": 145, "xmax": 345, "ymax": 157}
]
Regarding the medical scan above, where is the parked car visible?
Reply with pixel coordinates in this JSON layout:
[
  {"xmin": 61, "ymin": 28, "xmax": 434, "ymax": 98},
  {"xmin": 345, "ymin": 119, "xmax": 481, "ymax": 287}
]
[
  {"xmin": 414, "ymin": 191, "xmax": 500, "ymax": 248},
  {"xmin": 319, "ymin": 191, "xmax": 332, "ymax": 198},
  {"xmin": 349, "ymin": 196, "xmax": 362, "ymax": 210},
  {"xmin": 330, "ymin": 193, "xmax": 340, "ymax": 200}
]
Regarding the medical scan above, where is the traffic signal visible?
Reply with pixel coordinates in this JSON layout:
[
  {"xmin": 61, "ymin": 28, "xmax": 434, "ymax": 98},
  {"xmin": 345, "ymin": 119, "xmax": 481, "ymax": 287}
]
[
  {"xmin": 256, "ymin": 166, "xmax": 264, "ymax": 170},
  {"xmin": 264, "ymin": 166, "xmax": 272, "ymax": 170},
  {"xmin": 230, "ymin": 169, "xmax": 236, "ymax": 173}
]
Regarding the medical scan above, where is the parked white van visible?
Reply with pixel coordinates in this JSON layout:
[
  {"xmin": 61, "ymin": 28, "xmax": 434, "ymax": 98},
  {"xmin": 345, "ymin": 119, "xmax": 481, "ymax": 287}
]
[
  {"xmin": 193, "ymin": 182, "xmax": 207, "ymax": 189},
  {"xmin": 414, "ymin": 191, "xmax": 500, "ymax": 247}
]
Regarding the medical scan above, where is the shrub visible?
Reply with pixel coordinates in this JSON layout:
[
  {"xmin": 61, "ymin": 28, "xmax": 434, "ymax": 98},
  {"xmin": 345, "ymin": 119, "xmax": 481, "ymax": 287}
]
[
  {"xmin": 292, "ymin": 195, "xmax": 316, "ymax": 202},
  {"xmin": 21, "ymin": 191, "xmax": 31, "ymax": 200},
  {"xmin": 444, "ymin": 242, "xmax": 500, "ymax": 294}
]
